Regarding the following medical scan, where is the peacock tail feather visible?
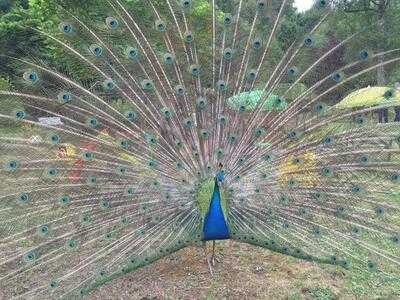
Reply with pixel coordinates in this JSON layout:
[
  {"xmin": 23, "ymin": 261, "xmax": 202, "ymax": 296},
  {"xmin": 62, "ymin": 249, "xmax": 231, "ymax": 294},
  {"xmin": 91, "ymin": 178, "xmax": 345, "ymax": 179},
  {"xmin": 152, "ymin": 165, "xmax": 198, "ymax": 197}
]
[{"xmin": 0, "ymin": 0, "xmax": 399, "ymax": 298}]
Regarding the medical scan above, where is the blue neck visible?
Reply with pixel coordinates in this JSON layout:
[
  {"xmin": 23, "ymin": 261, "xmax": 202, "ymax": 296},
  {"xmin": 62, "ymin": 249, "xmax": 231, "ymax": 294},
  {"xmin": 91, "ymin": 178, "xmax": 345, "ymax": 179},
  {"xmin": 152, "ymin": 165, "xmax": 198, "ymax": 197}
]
[{"xmin": 202, "ymin": 180, "xmax": 230, "ymax": 241}]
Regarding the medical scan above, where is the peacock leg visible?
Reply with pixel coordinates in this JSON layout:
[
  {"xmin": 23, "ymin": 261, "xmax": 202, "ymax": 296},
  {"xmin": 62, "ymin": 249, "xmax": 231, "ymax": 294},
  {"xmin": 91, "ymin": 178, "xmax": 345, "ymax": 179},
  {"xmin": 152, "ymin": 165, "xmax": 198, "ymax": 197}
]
[
  {"xmin": 211, "ymin": 240, "xmax": 221, "ymax": 266},
  {"xmin": 211, "ymin": 240, "xmax": 216, "ymax": 266},
  {"xmin": 203, "ymin": 241, "xmax": 214, "ymax": 276}
]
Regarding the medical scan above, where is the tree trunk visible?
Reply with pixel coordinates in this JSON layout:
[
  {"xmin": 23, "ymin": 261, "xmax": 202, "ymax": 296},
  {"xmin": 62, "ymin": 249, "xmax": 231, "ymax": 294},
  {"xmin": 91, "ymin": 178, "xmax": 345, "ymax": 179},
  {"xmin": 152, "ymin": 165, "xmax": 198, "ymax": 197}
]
[{"xmin": 376, "ymin": 0, "xmax": 387, "ymax": 85}]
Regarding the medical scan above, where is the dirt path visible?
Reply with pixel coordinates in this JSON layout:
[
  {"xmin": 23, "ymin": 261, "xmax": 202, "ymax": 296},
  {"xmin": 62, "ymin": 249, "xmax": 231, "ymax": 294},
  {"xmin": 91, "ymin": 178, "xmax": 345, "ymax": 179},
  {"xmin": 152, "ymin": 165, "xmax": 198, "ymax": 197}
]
[{"xmin": 89, "ymin": 240, "xmax": 346, "ymax": 300}]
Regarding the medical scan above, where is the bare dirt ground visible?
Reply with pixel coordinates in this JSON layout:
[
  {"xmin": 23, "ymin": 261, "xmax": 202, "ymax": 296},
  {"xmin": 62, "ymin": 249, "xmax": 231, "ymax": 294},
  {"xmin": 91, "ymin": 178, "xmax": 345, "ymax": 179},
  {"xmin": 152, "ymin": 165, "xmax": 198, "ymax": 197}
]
[{"xmin": 89, "ymin": 240, "xmax": 348, "ymax": 300}]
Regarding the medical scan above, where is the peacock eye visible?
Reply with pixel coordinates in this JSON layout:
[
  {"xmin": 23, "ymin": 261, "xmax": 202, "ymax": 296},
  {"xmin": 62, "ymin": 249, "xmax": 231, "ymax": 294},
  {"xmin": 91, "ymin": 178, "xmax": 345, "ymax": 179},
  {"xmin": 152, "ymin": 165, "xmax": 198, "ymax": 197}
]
[
  {"xmin": 201, "ymin": 130, "xmax": 208, "ymax": 138},
  {"xmin": 59, "ymin": 22, "xmax": 73, "ymax": 34},
  {"xmin": 126, "ymin": 47, "xmax": 139, "ymax": 60},
  {"xmin": 190, "ymin": 64, "xmax": 200, "ymax": 76},
  {"xmin": 287, "ymin": 67, "xmax": 298, "ymax": 76},
  {"xmin": 384, "ymin": 89, "xmax": 394, "ymax": 98},
  {"xmin": 142, "ymin": 79, "xmax": 154, "ymax": 91},
  {"xmin": 89, "ymin": 44, "xmax": 103, "ymax": 57},
  {"xmin": 87, "ymin": 176, "xmax": 97, "ymax": 185},
  {"xmin": 253, "ymin": 38, "xmax": 262, "ymax": 49},
  {"xmin": 223, "ymin": 49, "xmax": 232, "ymax": 60},
  {"xmin": 24, "ymin": 251, "xmax": 36, "ymax": 262},
  {"xmin": 217, "ymin": 80, "xmax": 226, "ymax": 91},
  {"xmin": 60, "ymin": 195, "xmax": 71, "ymax": 205},
  {"xmin": 47, "ymin": 168, "xmax": 56, "ymax": 176},
  {"xmin": 360, "ymin": 155, "xmax": 369, "ymax": 163},
  {"xmin": 155, "ymin": 20, "xmax": 166, "ymax": 32},
  {"xmin": 181, "ymin": 0, "xmax": 191, "ymax": 8},
  {"xmin": 331, "ymin": 72, "xmax": 343, "ymax": 82},
  {"xmin": 219, "ymin": 115, "xmax": 227, "ymax": 124},
  {"xmin": 19, "ymin": 192, "xmax": 29, "ymax": 203},
  {"xmin": 224, "ymin": 14, "xmax": 232, "ymax": 25},
  {"xmin": 247, "ymin": 69, "xmax": 257, "ymax": 80},
  {"xmin": 185, "ymin": 31, "xmax": 193, "ymax": 43},
  {"xmin": 15, "ymin": 111, "xmax": 26, "ymax": 119},
  {"xmin": 40, "ymin": 225, "xmax": 49, "ymax": 233},
  {"xmin": 163, "ymin": 53, "xmax": 174, "ymax": 65},
  {"xmin": 126, "ymin": 110, "xmax": 137, "ymax": 121},
  {"xmin": 257, "ymin": 0, "xmax": 266, "ymax": 10},
  {"xmin": 23, "ymin": 70, "xmax": 39, "ymax": 83},
  {"xmin": 355, "ymin": 114, "xmax": 365, "ymax": 124},
  {"xmin": 106, "ymin": 17, "xmax": 119, "ymax": 29},
  {"xmin": 288, "ymin": 130, "xmax": 296, "ymax": 139},
  {"xmin": 324, "ymin": 137, "xmax": 332, "ymax": 144},
  {"xmin": 102, "ymin": 79, "xmax": 115, "ymax": 90},
  {"xmin": 196, "ymin": 97, "xmax": 207, "ymax": 109},
  {"xmin": 321, "ymin": 167, "xmax": 332, "ymax": 176},
  {"xmin": 176, "ymin": 85, "xmax": 185, "ymax": 95},
  {"xmin": 392, "ymin": 173, "xmax": 400, "ymax": 182},
  {"xmin": 359, "ymin": 49, "xmax": 370, "ymax": 60},
  {"xmin": 319, "ymin": 0, "xmax": 327, "ymax": 7},
  {"xmin": 304, "ymin": 36, "xmax": 313, "ymax": 46}
]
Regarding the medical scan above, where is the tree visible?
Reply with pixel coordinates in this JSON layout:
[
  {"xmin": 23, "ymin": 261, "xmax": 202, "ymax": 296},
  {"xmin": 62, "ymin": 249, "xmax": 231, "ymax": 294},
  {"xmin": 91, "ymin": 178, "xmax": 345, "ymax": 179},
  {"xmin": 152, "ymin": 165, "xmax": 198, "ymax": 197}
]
[{"xmin": 334, "ymin": 0, "xmax": 391, "ymax": 85}]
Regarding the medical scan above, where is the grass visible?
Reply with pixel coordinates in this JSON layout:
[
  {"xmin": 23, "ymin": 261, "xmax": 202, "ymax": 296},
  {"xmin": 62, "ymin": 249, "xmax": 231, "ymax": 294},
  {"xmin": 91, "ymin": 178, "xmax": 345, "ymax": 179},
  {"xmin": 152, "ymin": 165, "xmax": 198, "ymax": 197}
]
[{"xmin": 336, "ymin": 86, "xmax": 400, "ymax": 109}]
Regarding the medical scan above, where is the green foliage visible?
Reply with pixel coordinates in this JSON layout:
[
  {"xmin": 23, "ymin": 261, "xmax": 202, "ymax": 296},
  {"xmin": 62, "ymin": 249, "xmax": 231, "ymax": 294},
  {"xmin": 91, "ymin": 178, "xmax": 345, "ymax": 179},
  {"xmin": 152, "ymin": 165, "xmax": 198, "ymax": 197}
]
[
  {"xmin": 336, "ymin": 86, "xmax": 400, "ymax": 109},
  {"xmin": 307, "ymin": 286, "xmax": 335, "ymax": 300},
  {"xmin": 226, "ymin": 89, "xmax": 289, "ymax": 112},
  {"xmin": 274, "ymin": 83, "xmax": 308, "ymax": 101},
  {"xmin": 0, "ymin": 8, "xmax": 46, "ymax": 79},
  {"xmin": 329, "ymin": 0, "xmax": 400, "ymax": 86},
  {"xmin": 0, "ymin": 0, "xmax": 397, "ymax": 92}
]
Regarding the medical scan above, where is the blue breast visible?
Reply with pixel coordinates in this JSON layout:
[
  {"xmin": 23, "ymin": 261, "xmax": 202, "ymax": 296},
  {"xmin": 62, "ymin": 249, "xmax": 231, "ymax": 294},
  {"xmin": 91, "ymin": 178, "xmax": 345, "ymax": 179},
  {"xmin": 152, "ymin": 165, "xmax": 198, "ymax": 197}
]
[{"xmin": 202, "ymin": 181, "xmax": 230, "ymax": 240}]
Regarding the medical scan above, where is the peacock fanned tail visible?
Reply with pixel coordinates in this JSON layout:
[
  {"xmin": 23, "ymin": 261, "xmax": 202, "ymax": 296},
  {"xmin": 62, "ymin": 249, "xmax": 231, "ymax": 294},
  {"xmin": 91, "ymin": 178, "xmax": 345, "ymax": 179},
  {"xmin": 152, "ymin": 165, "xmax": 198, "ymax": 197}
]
[{"xmin": 0, "ymin": 0, "xmax": 399, "ymax": 298}]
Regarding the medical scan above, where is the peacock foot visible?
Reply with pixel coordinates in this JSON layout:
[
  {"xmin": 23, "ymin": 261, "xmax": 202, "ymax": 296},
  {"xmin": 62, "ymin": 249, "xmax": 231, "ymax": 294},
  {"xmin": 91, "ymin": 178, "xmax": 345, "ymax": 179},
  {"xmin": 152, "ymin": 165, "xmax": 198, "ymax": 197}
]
[{"xmin": 211, "ymin": 254, "xmax": 221, "ymax": 267}]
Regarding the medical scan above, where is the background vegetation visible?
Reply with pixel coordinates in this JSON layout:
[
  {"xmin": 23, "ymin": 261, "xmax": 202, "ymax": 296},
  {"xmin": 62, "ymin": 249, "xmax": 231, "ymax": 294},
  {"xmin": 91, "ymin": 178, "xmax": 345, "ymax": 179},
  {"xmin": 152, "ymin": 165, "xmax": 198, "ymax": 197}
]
[{"xmin": 0, "ymin": 0, "xmax": 399, "ymax": 92}]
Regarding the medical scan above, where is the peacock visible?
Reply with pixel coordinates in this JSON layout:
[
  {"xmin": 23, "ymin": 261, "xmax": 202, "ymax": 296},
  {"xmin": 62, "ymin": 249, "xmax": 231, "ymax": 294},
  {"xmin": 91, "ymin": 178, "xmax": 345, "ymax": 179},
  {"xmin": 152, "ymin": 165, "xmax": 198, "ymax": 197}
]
[{"xmin": 0, "ymin": 0, "xmax": 400, "ymax": 298}]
